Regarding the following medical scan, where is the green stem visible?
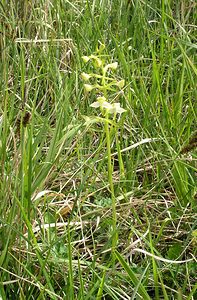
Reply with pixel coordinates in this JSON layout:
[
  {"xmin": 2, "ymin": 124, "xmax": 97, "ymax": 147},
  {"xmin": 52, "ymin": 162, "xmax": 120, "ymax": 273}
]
[{"xmin": 104, "ymin": 117, "xmax": 117, "ymax": 263}]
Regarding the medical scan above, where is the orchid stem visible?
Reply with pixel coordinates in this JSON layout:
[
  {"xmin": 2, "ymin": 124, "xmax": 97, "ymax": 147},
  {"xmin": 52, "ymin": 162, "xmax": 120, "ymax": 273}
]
[{"xmin": 104, "ymin": 117, "xmax": 117, "ymax": 264}]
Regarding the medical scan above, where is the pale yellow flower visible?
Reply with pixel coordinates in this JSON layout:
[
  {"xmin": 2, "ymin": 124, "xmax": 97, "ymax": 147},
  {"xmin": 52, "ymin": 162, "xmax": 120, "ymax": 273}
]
[
  {"xmin": 103, "ymin": 62, "xmax": 118, "ymax": 73},
  {"xmin": 116, "ymin": 80, "xmax": 125, "ymax": 88},
  {"xmin": 97, "ymin": 42, "xmax": 105, "ymax": 52},
  {"xmin": 90, "ymin": 96, "xmax": 112, "ymax": 110},
  {"xmin": 84, "ymin": 84, "xmax": 94, "ymax": 92},
  {"xmin": 108, "ymin": 103, "xmax": 126, "ymax": 114},
  {"xmin": 81, "ymin": 72, "xmax": 91, "ymax": 81},
  {"xmin": 90, "ymin": 55, "xmax": 102, "ymax": 67},
  {"xmin": 82, "ymin": 56, "xmax": 90, "ymax": 63}
]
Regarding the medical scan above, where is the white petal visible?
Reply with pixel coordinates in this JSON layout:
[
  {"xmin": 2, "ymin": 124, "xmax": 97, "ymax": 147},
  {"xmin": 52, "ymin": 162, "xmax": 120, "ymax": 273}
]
[
  {"xmin": 102, "ymin": 101, "xmax": 112, "ymax": 109},
  {"xmin": 108, "ymin": 103, "xmax": 126, "ymax": 114},
  {"xmin": 90, "ymin": 101, "xmax": 100, "ymax": 108}
]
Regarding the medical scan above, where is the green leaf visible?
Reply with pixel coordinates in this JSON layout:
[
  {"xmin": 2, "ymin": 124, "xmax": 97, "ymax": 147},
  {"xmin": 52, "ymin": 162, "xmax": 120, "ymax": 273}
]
[
  {"xmin": 167, "ymin": 242, "xmax": 182, "ymax": 260},
  {"xmin": 115, "ymin": 250, "xmax": 151, "ymax": 300}
]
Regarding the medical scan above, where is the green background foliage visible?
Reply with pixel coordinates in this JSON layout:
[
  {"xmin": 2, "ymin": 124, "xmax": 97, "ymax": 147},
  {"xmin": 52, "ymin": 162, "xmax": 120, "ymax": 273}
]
[{"xmin": 0, "ymin": 0, "xmax": 196, "ymax": 299}]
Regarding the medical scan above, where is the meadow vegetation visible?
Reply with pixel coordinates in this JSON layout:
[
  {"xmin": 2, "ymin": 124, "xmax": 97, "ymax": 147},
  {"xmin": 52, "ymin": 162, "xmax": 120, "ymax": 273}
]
[{"xmin": 0, "ymin": 0, "xmax": 196, "ymax": 299}]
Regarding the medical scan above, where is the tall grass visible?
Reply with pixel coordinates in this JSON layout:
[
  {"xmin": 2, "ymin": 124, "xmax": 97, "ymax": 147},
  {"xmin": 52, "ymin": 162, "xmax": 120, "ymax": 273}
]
[{"xmin": 0, "ymin": 0, "xmax": 196, "ymax": 299}]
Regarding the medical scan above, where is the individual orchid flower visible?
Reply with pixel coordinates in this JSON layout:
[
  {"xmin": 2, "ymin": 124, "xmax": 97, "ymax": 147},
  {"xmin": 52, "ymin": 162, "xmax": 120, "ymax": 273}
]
[
  {"xmin": 103, "ymin": 62, "xmax": 118, "ymax": 73},
  {"xmin": 82, "ymin": 56, "xmax": 90, "ymax": 63},
  {"xmin": 82, "ymin": 55, "xmax": 102, "ymax": 67},
  {"xmin": 96, "ymin": 42, "xmax": 105, "ymax": 53},
  {"xmin": 116, "ymin": 79, "xmax": 125, "ymax": 88},
  {"xmin": 84, "ymin": 84, "xmax": 94, "ymax": 92},
  {"xmin": 108, "ymin": 103, "xmax": 126, "ymax": 115},
  {"xmin": 81, "ymin": 72, "xmax": 91, "ymax": 81},
  {"xmin": 89, "ymin": 55, "xmax": 102, "ymax": 67},
  {"xmin": 90, "ymin": 96, "xmax": 112, "ymax": 110}
]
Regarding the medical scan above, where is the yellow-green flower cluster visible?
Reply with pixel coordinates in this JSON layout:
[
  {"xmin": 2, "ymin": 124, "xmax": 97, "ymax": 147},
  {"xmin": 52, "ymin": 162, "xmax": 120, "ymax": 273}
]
[{"xmin": 81, "ymin": 51, "xmax": 126, "ymax": 116}]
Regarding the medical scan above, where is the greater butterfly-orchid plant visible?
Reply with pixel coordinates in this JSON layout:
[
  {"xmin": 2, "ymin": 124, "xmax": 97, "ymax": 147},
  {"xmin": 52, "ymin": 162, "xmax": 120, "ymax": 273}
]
[{"xmin": 81, "ymin": 43, "xmax": 126, "ymax": 261}]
